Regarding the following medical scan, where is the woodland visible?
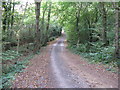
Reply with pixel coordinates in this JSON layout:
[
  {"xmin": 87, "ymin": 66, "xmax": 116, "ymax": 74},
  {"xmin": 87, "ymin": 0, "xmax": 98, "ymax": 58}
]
[{"xmin": 1, "ymin": 1, "xmax": 120, "ymax": 88}]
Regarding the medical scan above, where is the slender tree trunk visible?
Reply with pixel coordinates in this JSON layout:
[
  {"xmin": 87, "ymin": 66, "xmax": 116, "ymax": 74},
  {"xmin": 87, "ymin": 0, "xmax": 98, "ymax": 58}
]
[
  {"xmin": 34, "ymin": 2, "xmax": 41, "ymax": 53},
  {"xmin": 16, "ymin": 2, "xmax": 28, "ymax": 53},
  {"xmin": 46, "ymin": 2, "xmax": 52, "ymax": 31},
  {"xmin": 114, "ymin": 2, "xmax": 120, "ymax": 59},
  {"xmin": 76, "ymin": 3, "xmax": 81, "ymax": 32},
  {"xmin": 46, "ymin": 2, "xmax": 52, "ymax": 42},
  {"xmin": 41, "ymin": 2, "xmax": 47, "ymax": 45},
  {"xmin": 100, "ymin": 2, "xmax": 107, "ymax": 45},
  {"xmin": 95, "ymin": 7, "xmax": 98, "ymax": 23},
  {"xmin": 11, "ymin": 2, "xmax": 15, "ymax": 29},
  {"xmin": 76, "ymin": 10, "xmax": 80, "ymax": 32},
  {"xmin": 76, "ymin": 3, "xmax": 81, "ymax": 46},
  {"xmin": 17, "ymin": 33, "xmax": 20, "ymax": 54},
  {"xmin": 7, "ymin": 2, "xmax": 11, "ymax": 31},
  {"xmin": 42, "ymin": 2, "xmax": 47, "ymax": 26},
  {"xmin": 9, "ymin": 2, "xmax": 15, "ymax": 39},
  {"xmin": 2, "ymin": 2, "xmax": 7, "ymax": 33}
]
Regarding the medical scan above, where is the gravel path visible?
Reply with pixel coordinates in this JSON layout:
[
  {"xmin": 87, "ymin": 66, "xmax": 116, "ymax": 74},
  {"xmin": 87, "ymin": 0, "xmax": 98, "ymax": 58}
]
[{"xmin": 12, "ymin": 35, "xmax": 118, "ymax": 88}]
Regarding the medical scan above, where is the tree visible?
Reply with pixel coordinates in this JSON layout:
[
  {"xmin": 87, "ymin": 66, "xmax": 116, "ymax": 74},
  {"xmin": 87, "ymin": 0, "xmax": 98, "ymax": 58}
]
[
  {"xmin": 2, "ymin": 1, "xmax": 17, "ymax": 37},
  {"xmin": 45, "ymin": 2, "xmax": 52, "ymax": 43},
  {"xmin": 2, "ymin": 2, "xmax": 7, "ymax": 32},
  {"xmin": 76, "ymin": 2, "xmax": 81, "ymax": 32},
  {"xmin": 41, "ymin": 2, "xmax": 47, "ymax": 28},
  {"xmin": 76, "ymin": 2, "xmax": 82, "ymax": 46},
  {"xmin": 41, "ymin": 2, "xmax": 48, "ymax": 45},
  {"xmin": 100, "ymin": 2, "xmax": 108, "ymax": 45},
  {"xmin": 34, "ymin": 1, "xmax": 41, "ymax": 53},
  {"xmin": 11, "ymin": 2, "xmax": 15, "ymax": 29},
  {"xmin": 114, "ymin": 2, "xmax": 120, "ymax": 59}
]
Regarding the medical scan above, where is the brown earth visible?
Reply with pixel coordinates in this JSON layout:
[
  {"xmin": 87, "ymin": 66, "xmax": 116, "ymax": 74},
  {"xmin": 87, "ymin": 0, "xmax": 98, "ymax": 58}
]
[{"xmin": 12, "ymin": 36, "xmax": 119, "ymax": 88}]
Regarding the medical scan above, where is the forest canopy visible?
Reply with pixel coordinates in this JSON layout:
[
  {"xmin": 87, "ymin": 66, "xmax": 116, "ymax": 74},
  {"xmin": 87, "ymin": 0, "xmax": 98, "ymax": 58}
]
[{"xmin": 1, "ymin": 1, "xmax": 120, "ymax": 88}]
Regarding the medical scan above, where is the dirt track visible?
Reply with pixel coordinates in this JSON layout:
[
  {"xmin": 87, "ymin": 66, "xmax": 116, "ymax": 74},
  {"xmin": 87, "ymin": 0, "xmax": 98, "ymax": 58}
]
[{"xmin": 12, "ymin": 35, "xmax": 118, "ymax": 88}]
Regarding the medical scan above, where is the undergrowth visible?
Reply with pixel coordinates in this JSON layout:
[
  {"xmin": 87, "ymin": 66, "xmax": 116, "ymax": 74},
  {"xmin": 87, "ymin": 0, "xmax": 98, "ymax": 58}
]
[
  {"xmin": 1, "ymin": 36, "xmax": 57, "ymax": 89},
  {"xmin": 1, "ymin": 50, "xmax": 34, "ymax": 88},
  {"xmin": 67, "ymin": 42, "xmax": 119, "ymax": 72}
]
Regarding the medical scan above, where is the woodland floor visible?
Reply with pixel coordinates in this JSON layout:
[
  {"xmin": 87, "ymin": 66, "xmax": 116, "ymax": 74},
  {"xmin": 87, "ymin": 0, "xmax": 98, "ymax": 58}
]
[{"xmin": 12, "ymin": 35, "xmax": 118, "ymax": 88}]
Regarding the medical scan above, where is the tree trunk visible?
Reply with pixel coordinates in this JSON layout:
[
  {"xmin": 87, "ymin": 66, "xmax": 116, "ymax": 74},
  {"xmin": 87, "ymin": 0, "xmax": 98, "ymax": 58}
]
[
  {"xmin": 76, "ymin": 2, "xmax": 81, "ymax": 47},
  {"xmin": 41, "ymin": 2, "xmax": 47, "ymax": 45},
  {"xmin": 76, "ymin": 3, "xmax": 81, "ymax": 32},
  {"xmin": 76, "ymin": 3, "xmax": 82, "ymax": 46},
  {"xmin": 45, "ymin": 2, "xmax": 52, "ymax": 42},
  {"xmin": 2, "ymin": 2, "xmax": 7, "ymax": 33},
  {"xmin": 11, "ymin": 2, "xmax": 15, "ymax": 29},
  {"xmin": 100, "ymin": 2, "xmax": 107, "ymax": 45},
  {"xmin": 42, "ymin": 2, "xmax": 47, "ymax": 26},
  {"xmin": 114, "ymin": 2, "xmax": 120, "ymax": 59},
  {"xmin": 7, "ymin": 2, "xmax": 11, "ymax": 31},
  {"xmin": 34, "ymin": 2, "xmax": 41, "ymax": 53}
]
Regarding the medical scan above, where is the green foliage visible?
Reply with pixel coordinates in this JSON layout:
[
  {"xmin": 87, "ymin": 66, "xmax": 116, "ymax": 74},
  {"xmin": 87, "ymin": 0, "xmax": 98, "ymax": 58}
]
[
  {"xmin": 1, "ymin": 50, "xmax": 34, "ymax": 88},
  {"xmin": 2, "ymin": 50, "xmax": 22, "ymax": 60},
  {"xmin": 56, "ymin": 2, "xmax": 119, "ymax": 70},
  {"xmin": 1, "ymin": 2, "xmax": 119, "ymax": 88},
  {"xmin": 49, "ymin": 37, "xmax": 55, "ymax": 41},
  {"xmin": 49, "ymin": 24, "xmax": 62, "ymax": 38},
  {"xmin": 67, "ymin": 30, "xmax": 78, "ymax": 45},
  {"xmin": 2, "ymin": 2, "xmax": 62, "ymax": 52},
  {"xmin": 68, "ymin": 42, "xmax": 117, "ymax": 68}
]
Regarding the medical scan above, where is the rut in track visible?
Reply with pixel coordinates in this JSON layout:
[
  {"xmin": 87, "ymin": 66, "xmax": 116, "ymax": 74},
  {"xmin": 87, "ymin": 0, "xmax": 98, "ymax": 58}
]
[{"xmin": 13, "ymin": 35, "xmax": 118, "ymax": 88}]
